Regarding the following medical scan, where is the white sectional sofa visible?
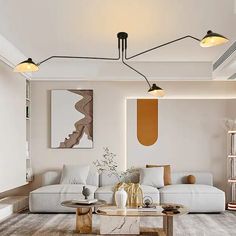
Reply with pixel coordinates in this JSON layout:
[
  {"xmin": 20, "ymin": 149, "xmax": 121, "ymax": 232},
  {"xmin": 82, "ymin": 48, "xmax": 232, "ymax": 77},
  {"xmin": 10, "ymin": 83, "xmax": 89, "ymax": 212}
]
[{"xmin": 29, "ymin": 170, "xmax": 225, "ymax": 213}]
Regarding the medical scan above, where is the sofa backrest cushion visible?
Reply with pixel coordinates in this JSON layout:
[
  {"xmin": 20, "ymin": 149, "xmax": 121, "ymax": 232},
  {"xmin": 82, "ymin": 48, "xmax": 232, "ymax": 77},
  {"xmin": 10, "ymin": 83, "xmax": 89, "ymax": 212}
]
[
  {"xmin": 60, "ymin": 165, "xmax": 90, "ymax": 185},
  {"xmin": 43, "ymin": 169, "xmax": 213, "ymax": 187},
  {"xmin": 140, "ymin": 167, "xmax": 164, "ymax": 188},
  {"xmin": 42, "ymin": 170, "xmax": 61, "ymax": 186},
  {"xmin": 171, "ymin": 172, "xmax": 213, "ymax": 186},
  {"xmin": 87, "ymin": 169, "xmax": 99, "ymax": 186},
  {"xmin": 42, "ymin": 168, "xmax": 99, "ymax": 187},
  {"xmin": 99, "ymin": 172, "xmax": 119, "ymax": 187},
  {"xmin": 99, "ymin": 170, "xmax": 140, "ymax": 187},
  {"xmin": 99, "ymin": 171, "xmax": 213, "ymax": 187}
]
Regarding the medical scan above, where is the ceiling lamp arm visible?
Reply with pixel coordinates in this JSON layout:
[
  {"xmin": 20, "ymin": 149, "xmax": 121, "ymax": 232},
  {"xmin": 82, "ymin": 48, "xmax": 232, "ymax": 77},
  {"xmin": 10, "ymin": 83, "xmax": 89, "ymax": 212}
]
[
  {"xmin": 37, "ymin": 39, "xmax": 121, "ymax": 66},
  {"xmin": 125, "ymin": 35, "xmax": 200, "ymax": 60},
  {"xmin": 38, "ymin": 53, "xmax": 121, "ymax": 66},
  {"xmin": 121, "ymin": 41, "xmax": 151, "ymax": 89}
]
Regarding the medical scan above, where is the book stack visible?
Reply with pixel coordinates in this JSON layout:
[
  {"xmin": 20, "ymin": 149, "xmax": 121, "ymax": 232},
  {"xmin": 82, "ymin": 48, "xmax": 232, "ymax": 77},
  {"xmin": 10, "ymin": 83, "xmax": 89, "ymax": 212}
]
[
  {"xmin": 228, "ymin": 202, "xmax": 236, "ymax": 211},
  {"xmin": 71, "ymin": 199, "xmax": 98, "ymax": 205}
]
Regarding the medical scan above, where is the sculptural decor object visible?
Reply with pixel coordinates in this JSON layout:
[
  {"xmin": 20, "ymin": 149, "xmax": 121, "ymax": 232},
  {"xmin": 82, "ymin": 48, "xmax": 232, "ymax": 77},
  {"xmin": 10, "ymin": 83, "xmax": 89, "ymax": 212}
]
[
  {"xmin": 143, "ymin": 196, "xmax": 153, "ymax": 208},
  {"xmin": 82, "ymin": 186, "xmax": 91, "ymax": 200},
  {"xmin": 51, "ymin": 89, "xmax": 93, "ymax": 148}
]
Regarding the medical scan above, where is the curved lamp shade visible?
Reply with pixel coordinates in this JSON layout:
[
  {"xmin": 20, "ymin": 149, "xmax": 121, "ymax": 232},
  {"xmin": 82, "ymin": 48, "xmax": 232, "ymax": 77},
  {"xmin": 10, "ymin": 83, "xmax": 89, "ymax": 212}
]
[
  {"xmin": 14, "ymin": 58, "xmax": 39, "ymax": 72},
  {"xmin": 200, "ymin": 31, "xmax": 228, "ymax": 47},
  {"xmin": 148, "ymin": 84, "xmax": 165, "ymax": 97}
]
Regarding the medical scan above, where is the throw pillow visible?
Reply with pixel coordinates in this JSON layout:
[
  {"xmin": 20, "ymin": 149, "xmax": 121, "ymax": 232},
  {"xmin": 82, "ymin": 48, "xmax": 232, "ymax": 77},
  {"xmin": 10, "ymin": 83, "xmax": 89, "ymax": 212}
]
[
  {"xmin": 140, "ymin": 167, "xmax": 164, "ymax": 188},
  {"xmin": 60, "ymin": 164, "xmax": 90, "ymax": 184},
  {"xmin": 187, "ymin": 175, "xmax": 196, "ymax": 184},
  {"xmin": 146, "ymin": 164, "xmax": 172, "ymax": 185}
]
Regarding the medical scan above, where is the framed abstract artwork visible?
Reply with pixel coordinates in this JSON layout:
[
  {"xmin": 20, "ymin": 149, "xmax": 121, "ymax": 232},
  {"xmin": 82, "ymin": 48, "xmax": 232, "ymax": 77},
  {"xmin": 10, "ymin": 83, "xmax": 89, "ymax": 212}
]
[{"xmin": 51, "ymin": 89, "xmax": 93, "ymax": 148}]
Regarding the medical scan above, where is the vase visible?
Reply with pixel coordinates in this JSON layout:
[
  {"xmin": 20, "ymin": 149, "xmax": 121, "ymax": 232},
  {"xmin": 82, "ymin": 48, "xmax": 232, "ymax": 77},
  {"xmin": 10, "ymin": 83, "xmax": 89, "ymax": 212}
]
[{"xmin": 115, "ymin": 188, "xmax": 127, "ymax": 209}]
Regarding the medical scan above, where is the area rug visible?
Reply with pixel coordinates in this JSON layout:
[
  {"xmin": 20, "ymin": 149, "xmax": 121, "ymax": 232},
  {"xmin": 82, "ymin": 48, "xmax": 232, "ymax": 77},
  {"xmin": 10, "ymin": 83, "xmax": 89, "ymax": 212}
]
[{"xmin": 0, "ymin": 211, "xmax": 235, "ymax": 236}]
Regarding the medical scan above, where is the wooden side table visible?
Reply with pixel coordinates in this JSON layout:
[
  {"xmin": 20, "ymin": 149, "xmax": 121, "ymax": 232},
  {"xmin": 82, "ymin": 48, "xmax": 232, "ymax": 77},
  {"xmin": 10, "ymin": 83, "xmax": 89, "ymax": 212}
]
[{"xmin": 61, "ymin": 200, "xmax": 106, "ymax": 234}]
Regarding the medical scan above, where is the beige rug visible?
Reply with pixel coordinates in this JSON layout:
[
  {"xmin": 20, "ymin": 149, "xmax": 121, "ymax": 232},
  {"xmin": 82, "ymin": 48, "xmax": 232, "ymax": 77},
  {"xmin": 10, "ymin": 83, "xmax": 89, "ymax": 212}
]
[{"xmin": 0, "ymin": 211, "xmax": 235, "ymax": 236}]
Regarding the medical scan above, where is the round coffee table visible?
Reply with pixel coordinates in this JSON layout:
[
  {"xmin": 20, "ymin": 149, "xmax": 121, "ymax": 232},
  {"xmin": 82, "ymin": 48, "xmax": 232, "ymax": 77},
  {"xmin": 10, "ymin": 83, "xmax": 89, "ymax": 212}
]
[{"xmin": 61, "ymin": 200, "xmax": 106, "ymax": 234}]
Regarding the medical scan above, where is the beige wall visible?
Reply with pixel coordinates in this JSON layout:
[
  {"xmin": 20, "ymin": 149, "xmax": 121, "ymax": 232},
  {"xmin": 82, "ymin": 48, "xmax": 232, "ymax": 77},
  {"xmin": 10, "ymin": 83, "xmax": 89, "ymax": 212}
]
[
  {"xmin": 127, "ymin": 98, "xmax": 235, "ymax": 191},
  {"xmin": 29, "ymin": 80, "xmax": 236, "ymax": 191},
  {"xmin": 0, "ymin": 60, "xmax": 27, "ymax": 193}
]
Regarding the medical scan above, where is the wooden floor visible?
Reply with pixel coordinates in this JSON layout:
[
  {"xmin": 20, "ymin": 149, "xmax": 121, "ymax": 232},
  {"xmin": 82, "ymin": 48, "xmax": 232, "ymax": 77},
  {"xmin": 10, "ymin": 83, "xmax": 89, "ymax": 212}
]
[{"xmin": 0, "ymin": 210, "xmax": 235, "ymax": 236}]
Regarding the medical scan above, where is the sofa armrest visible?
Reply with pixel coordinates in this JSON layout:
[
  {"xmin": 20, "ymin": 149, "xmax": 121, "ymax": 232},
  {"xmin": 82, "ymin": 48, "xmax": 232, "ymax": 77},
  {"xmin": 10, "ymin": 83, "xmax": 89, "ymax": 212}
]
[{"xmin": 42, "ymin": 170, "xmax": 61, "ymax": 186}]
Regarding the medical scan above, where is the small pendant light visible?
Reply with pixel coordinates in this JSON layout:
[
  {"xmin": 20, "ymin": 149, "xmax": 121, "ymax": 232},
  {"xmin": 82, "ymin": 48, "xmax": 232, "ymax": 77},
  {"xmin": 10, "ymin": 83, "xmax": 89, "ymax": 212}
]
[
  {"xmin": 14, "ymin": 58, "xmax": 39, "ymax": 72},
  {"xmin": 148, "ymin": 84, "xmax": 165, "ymax": 97},
  {"xmin": 200, "ymin": 30, "xmax": 229, "ymax": 48}
]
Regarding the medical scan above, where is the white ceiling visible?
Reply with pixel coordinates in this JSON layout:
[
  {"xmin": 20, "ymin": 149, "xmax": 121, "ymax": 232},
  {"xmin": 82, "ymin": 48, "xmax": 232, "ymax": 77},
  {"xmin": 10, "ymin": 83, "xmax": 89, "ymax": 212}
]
[{"xmin": 0, "ymin": 0, "xmax": 235, "ymax": 80}]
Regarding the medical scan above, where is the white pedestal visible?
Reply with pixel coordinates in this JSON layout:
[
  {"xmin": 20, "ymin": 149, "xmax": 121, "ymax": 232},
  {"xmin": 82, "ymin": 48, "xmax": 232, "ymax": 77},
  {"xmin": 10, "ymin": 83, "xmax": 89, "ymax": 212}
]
[
  {"xmin": 100, "ymin": 216, "xmax": 140, "ymax": 235},
  {"xmin": 0, "ymin": 204, "xmax": 13, "ymax": 222},
  {"xmin": 0, "ymin": 196, "xmax": 28, "ymax": 222}
]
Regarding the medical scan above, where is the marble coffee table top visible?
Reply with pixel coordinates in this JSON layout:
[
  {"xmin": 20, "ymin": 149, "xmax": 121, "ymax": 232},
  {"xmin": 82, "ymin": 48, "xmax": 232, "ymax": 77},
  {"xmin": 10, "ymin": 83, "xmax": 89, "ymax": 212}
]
[{"xmin": 97, "ymin": 204, "xmax": 188, "ymax": 217}]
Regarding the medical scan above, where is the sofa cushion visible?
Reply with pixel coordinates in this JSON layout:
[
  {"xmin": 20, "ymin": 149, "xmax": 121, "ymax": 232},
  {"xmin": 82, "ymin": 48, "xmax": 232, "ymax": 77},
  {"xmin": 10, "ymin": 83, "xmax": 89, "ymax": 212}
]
[
  {"xmin": 31, "ymin": 184, "xmax": 97, "ymax": 194},
  {"xmin": 146, "ymin": 164, "xmax": 172, "ymax": 185},
  {"xmin": 42, "ymin": 169, "xmax": 99, "ymax": 187},
  {"xmin": 60, "ymin": 165, "xmax": 90, "ymax": 184},
  {"xmin": 171, "ymin": 172, "xmax": 213, "ymax": 185},
  {"xmin": 95, "ymin": 185, "xmax": 160, "ymax": 205},
  {"xmin": 29, "ymin": 184, "xmax": 97, "ymax": 212},
  {"xmin": 99, "ymin": 171, "xmax": 140, "ymax": 187},
  {"xmin": 159, "ymin": 184, "xmax": 225, "ymax": 212},
  {"xmin": 140, "ymin": 167, "xmax": 164, "ymax": 188}
]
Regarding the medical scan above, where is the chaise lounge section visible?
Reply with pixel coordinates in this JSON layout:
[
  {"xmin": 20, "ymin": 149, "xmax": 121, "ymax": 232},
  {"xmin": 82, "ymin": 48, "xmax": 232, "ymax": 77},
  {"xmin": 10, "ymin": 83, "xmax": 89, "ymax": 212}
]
[
  {"xmin": 29, "ymin": 169, "xmax": 99, "ymax": 212},
  {"xmin": 160, "ymin": 172, "xmax": 225, "ymax": 212}
]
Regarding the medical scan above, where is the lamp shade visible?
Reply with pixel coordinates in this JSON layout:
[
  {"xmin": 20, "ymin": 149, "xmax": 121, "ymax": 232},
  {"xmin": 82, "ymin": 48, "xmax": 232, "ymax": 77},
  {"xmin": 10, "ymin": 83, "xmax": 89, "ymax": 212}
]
[
  {"xmin": 148, "ymin": 84, "xmax": 165, "ymax": 97},
  {"xmin": 200, "ymin": 31, "xmax": 228, "ymax": 47},
  {"xmin": 14, "ymin": 58, "xmax": 39, "ymax": 72}
]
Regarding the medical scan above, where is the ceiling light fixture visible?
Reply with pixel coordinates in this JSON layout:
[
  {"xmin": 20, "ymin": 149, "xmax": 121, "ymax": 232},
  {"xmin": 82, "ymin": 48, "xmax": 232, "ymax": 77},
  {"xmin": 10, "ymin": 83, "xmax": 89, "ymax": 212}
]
[
  {"xmin": 14, "ymin": 58, "xmax": 39, "ymax": 72},
  {"xmin": 14, "ymin": 30, "xmax": 228, "ymax": 97},
  {"xmin": 200, "ymin": 30, "xmax": 229, "ymax": 48}
]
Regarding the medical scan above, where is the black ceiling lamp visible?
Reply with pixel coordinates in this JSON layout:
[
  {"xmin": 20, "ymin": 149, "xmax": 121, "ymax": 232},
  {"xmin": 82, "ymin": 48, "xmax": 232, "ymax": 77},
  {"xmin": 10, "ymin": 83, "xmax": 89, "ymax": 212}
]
[
  {"xmin": 14, "ymin": 30, "xmax": 228, "ymax": 97},
  {"xmin": 14, "ymin": 58, "xmax": 39, "ymax": 72},
  {"xmin": 200, "ymin": 30, "xmax": 229, "ymax": 47}
]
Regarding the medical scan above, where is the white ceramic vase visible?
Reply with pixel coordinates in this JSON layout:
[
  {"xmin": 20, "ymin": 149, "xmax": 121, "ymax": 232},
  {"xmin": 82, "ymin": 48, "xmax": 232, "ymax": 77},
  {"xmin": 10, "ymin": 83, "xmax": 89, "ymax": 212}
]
[{"xmin": 115, "ymin": 188, "xmax": 127, "ymax": 209}]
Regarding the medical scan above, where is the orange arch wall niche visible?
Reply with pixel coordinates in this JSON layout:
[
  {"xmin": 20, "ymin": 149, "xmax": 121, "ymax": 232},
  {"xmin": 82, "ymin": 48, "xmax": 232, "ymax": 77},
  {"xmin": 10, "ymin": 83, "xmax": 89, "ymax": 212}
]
[{"xmin": 137, "ymin": 99, "xmax": 158, "ymax": 146}]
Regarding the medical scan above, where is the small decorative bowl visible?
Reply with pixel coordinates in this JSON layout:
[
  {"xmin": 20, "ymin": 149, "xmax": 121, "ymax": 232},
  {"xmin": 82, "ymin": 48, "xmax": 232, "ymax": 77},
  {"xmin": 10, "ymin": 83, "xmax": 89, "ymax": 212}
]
[{"xmin": 162, "ymin": 205, "xmax": 180, "ymax": 214}]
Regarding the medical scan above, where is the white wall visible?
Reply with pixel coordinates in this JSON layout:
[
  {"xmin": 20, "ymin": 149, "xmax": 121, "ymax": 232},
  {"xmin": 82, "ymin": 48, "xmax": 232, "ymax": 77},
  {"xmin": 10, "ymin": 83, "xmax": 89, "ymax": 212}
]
[
  {"xmin": 30, "ymin": 81, "xmax": 236, "ymax": 190},
  {"xmin": 127, "ymin": 99, "xmax": 234, "ymax": 191},
  {"xmin": 0, "ymin": 60, "xmax": 27, "ymax": 192}
]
